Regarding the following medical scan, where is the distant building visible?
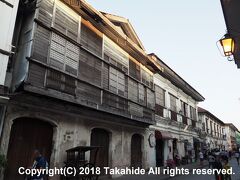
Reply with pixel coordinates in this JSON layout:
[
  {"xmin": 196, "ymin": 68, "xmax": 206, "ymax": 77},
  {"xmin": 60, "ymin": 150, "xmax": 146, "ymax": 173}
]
[
  {"xmin": 198, "ymin": 107, "xmax": 227, "ymax": 151},
  {"xmin": 224, "ymin": 123, "xmax": 239, "ymax": 151}
]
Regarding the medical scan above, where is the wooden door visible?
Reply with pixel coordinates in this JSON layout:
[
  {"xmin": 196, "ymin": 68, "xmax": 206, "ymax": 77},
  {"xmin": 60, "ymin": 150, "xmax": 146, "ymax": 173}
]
[
  {"xmin": 156, "ymin": 139, "xmax": 164, "ymax": 166},
  {"xmin": 5, "ymin": 118, "xmax": 53, "ymax": 180},
  {"xmin": 131, "ymin": 134, "xmax": 142, "ymax": 168},
  {"xmin": 90, "ymin": 128, "xmax": 109, "ymax": 168}
]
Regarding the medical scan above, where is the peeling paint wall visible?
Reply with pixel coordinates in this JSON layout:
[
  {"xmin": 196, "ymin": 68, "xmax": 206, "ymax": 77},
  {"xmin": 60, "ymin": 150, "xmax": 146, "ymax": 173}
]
[{"xmin": 0, "ymin": 95, "xmax": 155, "ymax": 179}]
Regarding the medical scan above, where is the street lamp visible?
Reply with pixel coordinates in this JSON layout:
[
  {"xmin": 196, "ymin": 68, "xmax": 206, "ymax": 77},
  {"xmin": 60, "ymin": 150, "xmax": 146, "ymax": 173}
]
[{"xmin": 220, "ymin": 34, "xmax": 235, "ymax": 56}]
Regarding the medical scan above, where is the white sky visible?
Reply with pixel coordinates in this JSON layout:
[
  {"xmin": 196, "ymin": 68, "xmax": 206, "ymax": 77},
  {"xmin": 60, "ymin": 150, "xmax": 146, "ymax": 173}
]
[{"xmin": 87, "ymin": 0, "xmax": 240, "ymax": 129}]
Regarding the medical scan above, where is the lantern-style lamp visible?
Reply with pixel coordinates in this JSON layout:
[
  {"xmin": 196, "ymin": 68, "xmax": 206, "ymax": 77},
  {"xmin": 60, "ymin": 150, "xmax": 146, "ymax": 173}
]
[{"xmin": 220, "ymin": 34, "xmax": 235, "ymax": 56}]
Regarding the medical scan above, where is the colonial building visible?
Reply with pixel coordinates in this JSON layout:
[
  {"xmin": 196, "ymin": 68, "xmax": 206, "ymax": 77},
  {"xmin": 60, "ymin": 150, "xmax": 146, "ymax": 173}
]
[
  {"xmin": 149, "ymin": 54, "xmax": 205, "ymax": 166},
  {"xmin": 224, "ymin": 123, "xmax": 239, "ymax": 151},
  {"xmin": 198, "ymin": 107, "xmax": 227, "ymax": 151},
  {"xmin": 0, "ymin": 0, "xmax": 206, "ymax": 179},
  {"xmin": 0, "ymin": 0, "xmax": 165, "ymax": 179}
]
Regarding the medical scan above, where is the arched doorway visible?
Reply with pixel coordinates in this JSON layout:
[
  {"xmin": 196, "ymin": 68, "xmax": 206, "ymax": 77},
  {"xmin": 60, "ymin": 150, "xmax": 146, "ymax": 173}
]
[
  {"xmin": 90, "ymin": 128, "xmax": 109, "ymax": 169},
  {"xmin": 131, "ymin": 134, "xmax": 142, "ymax": 168},
  {"xmin": 5, "ymin": 118, "xmax": 53, "ymax": 180}
]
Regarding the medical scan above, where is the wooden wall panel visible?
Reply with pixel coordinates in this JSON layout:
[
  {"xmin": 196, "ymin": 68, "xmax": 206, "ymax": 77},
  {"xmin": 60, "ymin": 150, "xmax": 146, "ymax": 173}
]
[
  {"xmin": 27, "ymin": 63, "xmax": 46, "ymax": 88},
  {"xmin": 32, "ymin": 25, "xmax": 50, "ymax": 63}
]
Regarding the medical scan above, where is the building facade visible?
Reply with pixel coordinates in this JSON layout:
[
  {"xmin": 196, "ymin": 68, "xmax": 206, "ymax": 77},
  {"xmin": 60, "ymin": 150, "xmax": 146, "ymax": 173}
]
[
  {"xmin": 198, "ymin": 107, "xmax": 227, "ymax": 151},
  {"xmin": 0, "ymin": 0, "xmax": 206, "ymax": 179},
  {"xmin": 149, "ymin": 54, "xmax": 204, "ymax": 166},
  {"xmin": 225, "ymin": 123, "xmax": 239, "ymax": 151}
]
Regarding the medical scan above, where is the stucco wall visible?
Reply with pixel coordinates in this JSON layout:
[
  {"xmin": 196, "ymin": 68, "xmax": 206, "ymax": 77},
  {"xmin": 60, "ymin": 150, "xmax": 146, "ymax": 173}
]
[{"xmin": 0, "ymin": 96, "xmax": 155, "ymax": 179}]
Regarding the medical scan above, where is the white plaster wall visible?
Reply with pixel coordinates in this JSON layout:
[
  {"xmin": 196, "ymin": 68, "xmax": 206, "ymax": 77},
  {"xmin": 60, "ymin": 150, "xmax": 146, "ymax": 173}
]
[{"xmin": 0, "ymin": 0, "xmax": 19, "ymax": 85}]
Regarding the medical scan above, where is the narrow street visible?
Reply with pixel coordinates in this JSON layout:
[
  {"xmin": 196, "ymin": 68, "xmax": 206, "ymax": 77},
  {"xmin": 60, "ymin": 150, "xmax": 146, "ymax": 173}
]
[{"xmin": 113, "ymin": 159, "xmax": 240, "ymax": 180}]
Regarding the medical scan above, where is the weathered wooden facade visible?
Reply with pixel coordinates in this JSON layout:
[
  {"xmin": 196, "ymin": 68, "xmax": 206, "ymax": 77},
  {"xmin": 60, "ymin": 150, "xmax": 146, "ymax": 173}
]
[
  {"xmin": 1, "ymin": 0, "xmax": 160, "ymax": 179},
  {"xmin": 0, "ymin": 0, "xmax": 206, "ymax": 179}
]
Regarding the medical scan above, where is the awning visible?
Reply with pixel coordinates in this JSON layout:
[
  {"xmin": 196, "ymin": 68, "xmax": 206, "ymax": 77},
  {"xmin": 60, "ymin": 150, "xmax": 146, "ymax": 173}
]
[{"xmin": 155, "ymin": 130, "xmax": 173, "ymax": 140}]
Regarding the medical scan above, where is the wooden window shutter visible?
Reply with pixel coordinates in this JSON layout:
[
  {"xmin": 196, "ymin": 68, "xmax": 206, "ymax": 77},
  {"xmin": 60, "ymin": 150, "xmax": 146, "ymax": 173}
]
[
  {"xmin": 129, "ymin": 57, "xmax": 140, "ymax": 81},
  {"xmin": 103, "ymin": 35, "xmax": 129, "ymax": 73},
  {"xmin": 138, "ymin": 84, "xmax": 145, "ymax": 105},
  {"xmin": 37, "ymin": 0, "xmax": 54, "ymax": 27},
  {"xmin": 78, "ymin": 49, "xmax": 102, "ymax": 86},
  {"xmin": 49, "ymin": 33, "xmax": 66, "ymax": 70},
  {"xmin": 54, "ymin": 3, "xmax": 79, "ymax": 41},
  {"xmin": 155, "ymin": 85, "xmax": 165, "ymax": 107},
  {"xmin": 146, "ymin": 88, "xmax": 155, "ymax": 109},
  {"xmin": 102, "ymin": 63, "xmax": 109, "ymax": 90},
  {"xmin": 46, "ymin": 69, "xmax": 62, "ymax": 90},
  {"xmin": 109, "ymin": 67, "xmax": 126, "ymax": 96},
  {"xmin": 32, "ymin": 25, "xmax": 50, "ymax": 63},
  {"xmin": 65, "ymin": 41, "xmax": 79, "ymax": 76},
  {"xmin": 54, "ymin": 7, "xmax": 67, "ymax": 35},
  {"xmin": 80, "ymin": 21, "xmax": 103, "ymax": 57},
  {"xmin": 141, "ymin": 68, "xmax": 153, "ymax": 89},
  {"xmin": 169, "ymin": 94, "xmax": 177, "ymax": 112},
  {"xmin": 128, "ymin": 78, "xmax": 138, "ymax": 102}
]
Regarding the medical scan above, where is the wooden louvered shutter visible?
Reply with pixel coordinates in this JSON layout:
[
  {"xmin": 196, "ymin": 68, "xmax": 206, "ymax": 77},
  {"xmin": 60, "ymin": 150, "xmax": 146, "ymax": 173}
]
[
  {"xmin": 155, "ymin": 85, "xmax": 165, "ymax": 107},
  {"xmin": 103, "ymin": 36, "xmax": 129, "ymax": 74},
  {"xmin": 80, "ymin": 22, "xmax": 103, "ymax": 57},
  {"xmin": 54, "ymin": 3, "xmax": 79, "ymax": 41},
  {"xmin": 65, "ymin": 41, "xmax": 79, "ymax": 76},
  {"xmin": 109, "ymin": 67, "xmax": 126, "ymax": 96},
  {"xmin": 46, "ymin": 70, "xmax": 62, "ymax": 90},
  {"xmin": 102, "ymin": 63, "xmax": 109, "ymax": 90},
  {"xmin": 141, "ymin": 68, "xmax": 153, "ymax": 89},
  {"xmin": 129, "ymin": 58, "xmax": 140, "ymax": 81},
  {"xmin": 32, "ymin": 25, "xmax": 50, "ymax": 63},
  {"xmin": 54, "ymin": 7, "xmax": 67, "ymax": 34},
  {"xmin": 147, "ymin": 88, "xmax": 155, "ymax": 109},
  {"xmin": 138, "ymin": 84, "xmax": 145, "ymax": 105},
  {"xmin": 78, "ymin": 49, "xmax": 102, "ymax": 86},
  {"xmin": 49, "ymin": 33, "xmax": 66, "ymax": 70},
  {"xmin": 128, "ymin": 78, "xmax": 138, "ymax": 102},
  {"xmin": 37, "ymin": 0, "xmax": 54, "ymax": 27}
]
